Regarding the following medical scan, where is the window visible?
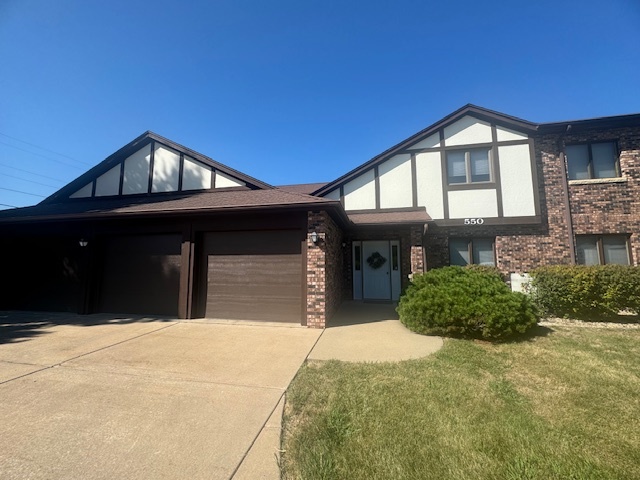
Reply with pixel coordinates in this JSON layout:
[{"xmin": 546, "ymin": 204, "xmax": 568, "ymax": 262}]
[
  {"xmin": 354, "ymin": 245, "xmax": 361, "ymax": 271},
  {"xmin": 566, "ymin": 142, "xmax": 619, "ymax": 180},
  {"xmin": 447, "ymin": 148, "xmax": 491, "ymax": 184},
  {"xmin": 449, "ymin": 238, "xmax": 495, "ymax": 266},
  {"xmin": 576, "ymin": 235, "xmax": 630, "ymax": 265}
]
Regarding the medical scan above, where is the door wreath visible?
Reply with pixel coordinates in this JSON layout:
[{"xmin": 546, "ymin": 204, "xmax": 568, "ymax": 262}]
[{"xmin": 366, "ymin": 251, "xmax": 387, "ymax": 269}]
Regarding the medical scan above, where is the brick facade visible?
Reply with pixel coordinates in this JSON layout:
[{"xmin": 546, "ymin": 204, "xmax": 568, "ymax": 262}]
[
  {"xmin": 425, "ymin": 125, "xmax": 640, "ymax": 274},
  {"xmin": 306, "ymin": 211, "xmax": 343, "ymax": 328}
]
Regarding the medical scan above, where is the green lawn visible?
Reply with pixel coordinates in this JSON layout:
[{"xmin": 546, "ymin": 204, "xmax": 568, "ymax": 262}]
[{"xmin": 281, "ymin": 326, "xmax": 640, "ymax": 480}]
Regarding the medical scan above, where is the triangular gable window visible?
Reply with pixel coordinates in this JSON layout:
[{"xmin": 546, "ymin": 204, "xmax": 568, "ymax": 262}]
[{"xmin": 68, "ymin": 142, "xmax": 247, "ymax": 199}]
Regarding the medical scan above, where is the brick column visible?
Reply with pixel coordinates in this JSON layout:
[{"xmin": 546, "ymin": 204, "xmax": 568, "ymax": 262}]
[{"xmin": 410, "ymin": 225, "xmax": 425, "ymax": 279}]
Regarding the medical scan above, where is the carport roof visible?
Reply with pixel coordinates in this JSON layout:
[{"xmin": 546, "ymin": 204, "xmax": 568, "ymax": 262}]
[{"xmin": 0, "ymin": 188, "xmax": 341, "ymax": 223}]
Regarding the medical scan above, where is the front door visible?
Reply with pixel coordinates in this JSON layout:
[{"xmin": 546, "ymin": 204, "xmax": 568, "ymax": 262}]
[{"xmin": 362, "ymin": 241, "xmax": 392, "ymax": 300}]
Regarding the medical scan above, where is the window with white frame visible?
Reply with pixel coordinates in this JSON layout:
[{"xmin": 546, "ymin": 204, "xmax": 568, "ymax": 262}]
[
  {"xmin": 447, "ymin": 148, "xmax": 491, "ymax": 184},
  {"xmin": 566, "ymin": 142, "xmax": 619, "ymax": 180},
  {"xmin": 576, "ymin": 235, "xmax": 630, "ymax": 265},
  {"xmin": 449, "ymin": 238, "xmax": 495, "ymax": 266}
]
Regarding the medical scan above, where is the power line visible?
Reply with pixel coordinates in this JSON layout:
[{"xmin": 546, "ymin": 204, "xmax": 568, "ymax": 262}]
[
  {"xmin": 0, "ymin": 131, "xmax": 91, "ymax": 166},
  {"xmin": 0, "ymin": 162, "xmax": 66, "ymax": 182},
  {"xmin": 0, "ymin": 203, "xmax": 18, "ymax": 208},
  {"xmin": 0, "ymin": 172, "xmax": 60, "ymax": 189},
  {"xmin": 0, "ymin": 141, "xmax": 84, "ymax": 170},
  {"xmin": 0, "ymin": 186, "xmax": 45, "ymax": 197}
]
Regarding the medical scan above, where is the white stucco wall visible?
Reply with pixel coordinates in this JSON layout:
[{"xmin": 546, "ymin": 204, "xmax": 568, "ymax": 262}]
[
  {"xmin": 379, "ymin": 154, "xmax": 412, "ymax": 208},
  {"xmin": 448, "ymin": 189, "xmax": 498, "ymax": 218},
  {"xmin": 324, "ymin": 189, "xmax": 340, "ymax": 201},
  {"xmin": 70, "ymin": 182, "xmax": 92, "ymax": 198},
  {"xmin": 122, "ymin": 145, "xmax": 151, "ymax": 195},
  {"xmin": 496, "ymin": 126, "xmax": 528, "ymax": 142},
  {"xmin": 182, "ymin": 156, "xmax": 211, "ymax": 191},
  {"xmin": 216, "ymin": 171, "xmax": 245, "ymax": 188},
  {"xmin": 344, "ymin": 169, "xmax": 375, "ymax": 210},
  {"xmin": 95, "ymin": 165, "xmax": 121, "ymax": 196},
  {"xmin": 152, "ymin": 145, "xmax": 180, "ymax": 193},
  {"xmin": 409, "ymin": 132, "xmax": 440, "ymax": 149},
  {"xmin": 498, "ymin": 144, "xmax": 536, "ymax": 217},
  {"xmin": 415, "ymin": 151, "xmax": 444, "ymax": 219},
  {"xmin": 443, "ymin": 116, "xmax": 492, "ymax": 146}
]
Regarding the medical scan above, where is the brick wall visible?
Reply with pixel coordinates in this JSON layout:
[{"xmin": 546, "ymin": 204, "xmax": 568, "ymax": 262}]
[
  {"xmin": 306, "ymin": 211, "xmax": 343, "ymax": 328},
  {"xmin": 425, "ymin": 125, "xmax": 640, "ymax": 273}
]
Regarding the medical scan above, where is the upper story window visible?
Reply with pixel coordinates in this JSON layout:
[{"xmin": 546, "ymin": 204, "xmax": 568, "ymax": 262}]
[
  {"xmin": 449, "ymin": 238, "xmax": 495, "ymax": 266},
  {"xmin": 576, "ymin": 235, "xmax": 630, "ymax": 265},
  {"xmin": 447, "ymin": 148, "xmax": 491, "ymax": 184},
  {"xmin": 566, "ymin": 142, "xmax": 619, "ymax": 180}
]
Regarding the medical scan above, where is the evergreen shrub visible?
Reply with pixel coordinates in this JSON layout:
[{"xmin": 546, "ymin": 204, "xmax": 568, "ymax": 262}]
[
  {"xmin": 397, "ymin": 266, "xmax": 538, "ymax": 340},
  {"xmin": 529, "ymin": 265, "xmax": 640, "ymax": 319}
]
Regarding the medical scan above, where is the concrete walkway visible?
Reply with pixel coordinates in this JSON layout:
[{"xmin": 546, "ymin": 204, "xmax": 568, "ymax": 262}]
[
  {"xmin": 0, "ymin": 306, "xmax": 441, "ymax": 479},
  {"xmin": 309, "ymin": 301, "xmax": 443, "ymax": 362},
  {"xmin": 0, "ymin": 312, "xmax": 321, "ymax": 480}
]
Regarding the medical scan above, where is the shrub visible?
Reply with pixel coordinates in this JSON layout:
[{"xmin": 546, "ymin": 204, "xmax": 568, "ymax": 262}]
[
  {"xmin": 529, "ymin": 265, "xmax": 640, "ymax": 319},
  {"xmin": 397, "ymin": 266, "xmax": 538, "ymax": 340}
]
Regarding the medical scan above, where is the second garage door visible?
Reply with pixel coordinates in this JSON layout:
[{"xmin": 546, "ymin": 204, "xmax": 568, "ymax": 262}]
[{"xmin": 203, "ymin": 230, "xmax": 303, "ymax": 323}]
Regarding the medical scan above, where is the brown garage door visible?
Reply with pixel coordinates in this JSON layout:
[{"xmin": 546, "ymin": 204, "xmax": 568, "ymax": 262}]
[
  {"xmin": 99, "ymin": 234, "xmax": 181, "ymax": 315},
  {"xmin": 203, "ymin": 230, "xmax": 303, "ymax": 323}
]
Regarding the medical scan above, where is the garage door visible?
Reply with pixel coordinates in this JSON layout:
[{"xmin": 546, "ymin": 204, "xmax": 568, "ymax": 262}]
[
  {"xmin": 203, "ymin": 230, "xmax": 303, "ymax": 323},
  {"xmin": 99, "ymin": 234, "xmax": 181, "ymax": 315}
]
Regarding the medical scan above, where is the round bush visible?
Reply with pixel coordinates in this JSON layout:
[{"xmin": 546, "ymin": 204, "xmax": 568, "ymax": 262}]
[{"xmin": 397, "ymin": 266, "xmax": 538, "ymax": 340}]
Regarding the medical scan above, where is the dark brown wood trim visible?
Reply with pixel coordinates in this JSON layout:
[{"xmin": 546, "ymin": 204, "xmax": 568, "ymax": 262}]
[
  {"xmin": 118, "ymin": 161, "xmax": 125, "ymax": 196},
  {"xmin": 178, "ymin": 153, "xmax": 184, "ymax": 192},
  {"xmin": 374, "ymin": 166, "xmax": 380, "ymax": 210},
  {"xmin": 301, "ymin": 236, "xmax": 308, "ymax": 326},
  {"xmin": 559, "ymin": 152, "xmax": 576, "ymax": 264},
  {"xmin": 148, "ymin": 140, "xmax": 155, "ymax": 194},
  {"xmin": 529, "ymin": 139, "xmax": 542, "ymax": 216},
  {"xmin": 405, "ymin": 139, "xmax": 529, "ymax": 154},
  {"xmin": 211, "ymin": 169, "xmax": 216, "ymax": 189},
  {"xmin": 178, "ymin": 224, "xmax": 192, "ymax": 319},
  {"xmin": 491, "ymin": 125, "xmax": 504, "ymax": 217},
  {"xmin": 339, "ymin": 185, "xmax": 345, "ymax": 207},
  {"xmin": 447, "ymin": 181, "xmax": 497, "ymax": 191},
  {"xmin": 90, "ymin": 179, "xmax": 96, "ymax": 197},
  {"xmin": 440, "ymin": 128, "xmax": 449, "ymax": 220},
  {"xmin": 431, "ymin": 215, "xmax": 541, "ymax": 227},
  {"xmin": 596, "ymin": 236, "xmax": 605, "ymax": 265},
  {"xmin": 345, "ymin": 206, "xmax": 428, "ymax": 214},
  {"xmin": 410, "ymin": 153, "xmax": 418, "ymax": 208}
]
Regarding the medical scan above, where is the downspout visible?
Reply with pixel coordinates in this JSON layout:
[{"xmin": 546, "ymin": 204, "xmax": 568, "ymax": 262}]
[{"xmin": 559, "ymin": 125, "xmax": 576, "ymax": 264}]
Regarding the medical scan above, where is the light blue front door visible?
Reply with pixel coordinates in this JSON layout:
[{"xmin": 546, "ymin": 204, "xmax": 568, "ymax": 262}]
[{"xmin": 362, "ymin": 241, "xmax": 391, "ymax": 300}]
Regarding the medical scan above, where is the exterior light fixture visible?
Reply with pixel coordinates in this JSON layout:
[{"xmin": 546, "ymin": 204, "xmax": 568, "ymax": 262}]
[
  {"xmin": 79, "ymin": 239, "xmax": 88, "ymax": 247},
  {"xmin": 310, "ymin": 231, "xmax": 319, "ymax": 244}
]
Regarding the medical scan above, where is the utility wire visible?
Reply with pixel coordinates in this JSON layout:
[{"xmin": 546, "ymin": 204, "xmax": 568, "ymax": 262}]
[
  {"xmin": 0, "ymin": 203, "xmax": 18, "ymax": 208},
  {"xmin": 0, "ymin": 162, "xmax": 66, "ymax": 182},
  {"xmin": 0, "ymin": 140, "xmax": 84, "ymax": 170},
  {"xmin": 0, "ymin": 186, "xmax": 45, "ymax": 197},
  {"xmin": 0, "ymin": 172, "xmax": 60, "ymax": 189},
  {"xmin": 0, "ymin": 131, "xmax": 91, "ymax": 166}
]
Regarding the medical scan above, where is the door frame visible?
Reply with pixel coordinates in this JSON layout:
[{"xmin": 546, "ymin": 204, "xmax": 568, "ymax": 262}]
[{"xmin": 352, "ymin": 239, "xmax": 401, "ymax": 301}]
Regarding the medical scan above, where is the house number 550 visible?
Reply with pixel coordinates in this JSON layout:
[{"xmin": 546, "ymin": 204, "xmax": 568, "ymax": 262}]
[{"xmin": 464, "ymin": 218, "xmax": 485, "ymax": 225}]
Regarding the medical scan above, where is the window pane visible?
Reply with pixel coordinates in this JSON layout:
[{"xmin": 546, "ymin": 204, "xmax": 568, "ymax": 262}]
[
  {"xmin": 354, "ymin": 246, "xmax": 361, "ymax": 271},
  {"xmin": 591, "ymin": 142, "xmax": 618, "ymax": 178},
  {"xmin": 391, "ymin": 245, "xmax": 399, "ymax": 270},
  {"xmin": 470, "ymin": 149, "xmax": 490, "ymax": 182},
  {"xmin": 473, "ymin": 239, "xmax": 495, "ymax": 266},
  {"xmin": 449, "ymin": 239, "xmax": 470, "ymax": 266},
  {"xmin": 602, "ymin": 236, "xmax": 629, "ymax": 265},
  {"xmin": 576, "ymin": 237, "xmax": 600, "ymax": 265},
  {"xmin": 447, "ymin": 151, "xmax": 467, "ymax": 184},
  {"xmin": 566, "ymin": 145, "xmax": 590, "ymax": 180}
]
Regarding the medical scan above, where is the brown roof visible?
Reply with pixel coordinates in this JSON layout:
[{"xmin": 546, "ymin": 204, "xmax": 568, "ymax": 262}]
[
  {"xmin": 0, "ymin": 188, "xmax": 338, "ymax": 222},
  {"xmin": 348, "ymin": 209, "xmax": 431, "ymax": 225},
  {"xmin": 277, "ymin": 183, "xmax": 328, "ymax": 195}
]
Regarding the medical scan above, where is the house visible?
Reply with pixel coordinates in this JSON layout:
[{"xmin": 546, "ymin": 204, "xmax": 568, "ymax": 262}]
[{"xmin": 1, "ymin": 105, "xmax": 638, "ymax": 327}]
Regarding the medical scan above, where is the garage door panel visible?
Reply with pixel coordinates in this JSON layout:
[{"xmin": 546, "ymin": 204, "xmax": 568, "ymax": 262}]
[
  {"xmin": 100, "ymin": 234, "xmax": 181, "ymax": 316},
  {"xmin": 203, "ymin": 231, "xmax": 303, "ymax": 323}
]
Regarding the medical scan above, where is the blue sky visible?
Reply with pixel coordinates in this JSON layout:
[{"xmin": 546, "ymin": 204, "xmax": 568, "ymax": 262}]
[{"xmin": 1, "ymin": 0, "xmax": 639, "ymax": 209}]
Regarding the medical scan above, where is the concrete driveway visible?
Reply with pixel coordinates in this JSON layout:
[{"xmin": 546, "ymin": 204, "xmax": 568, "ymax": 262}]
[{"xmin": 0, "ymin": 312, "xmax": 321, "ymax": 480}]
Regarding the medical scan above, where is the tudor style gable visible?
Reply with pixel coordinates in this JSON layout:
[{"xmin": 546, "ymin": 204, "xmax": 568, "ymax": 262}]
[
  {"xmin": 317, "ymin": 105, "xmax": 541, "ymax": 226},
  {"xmin": 43, "ymin": 132, "xmax": 272, "ymax": 204}
]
